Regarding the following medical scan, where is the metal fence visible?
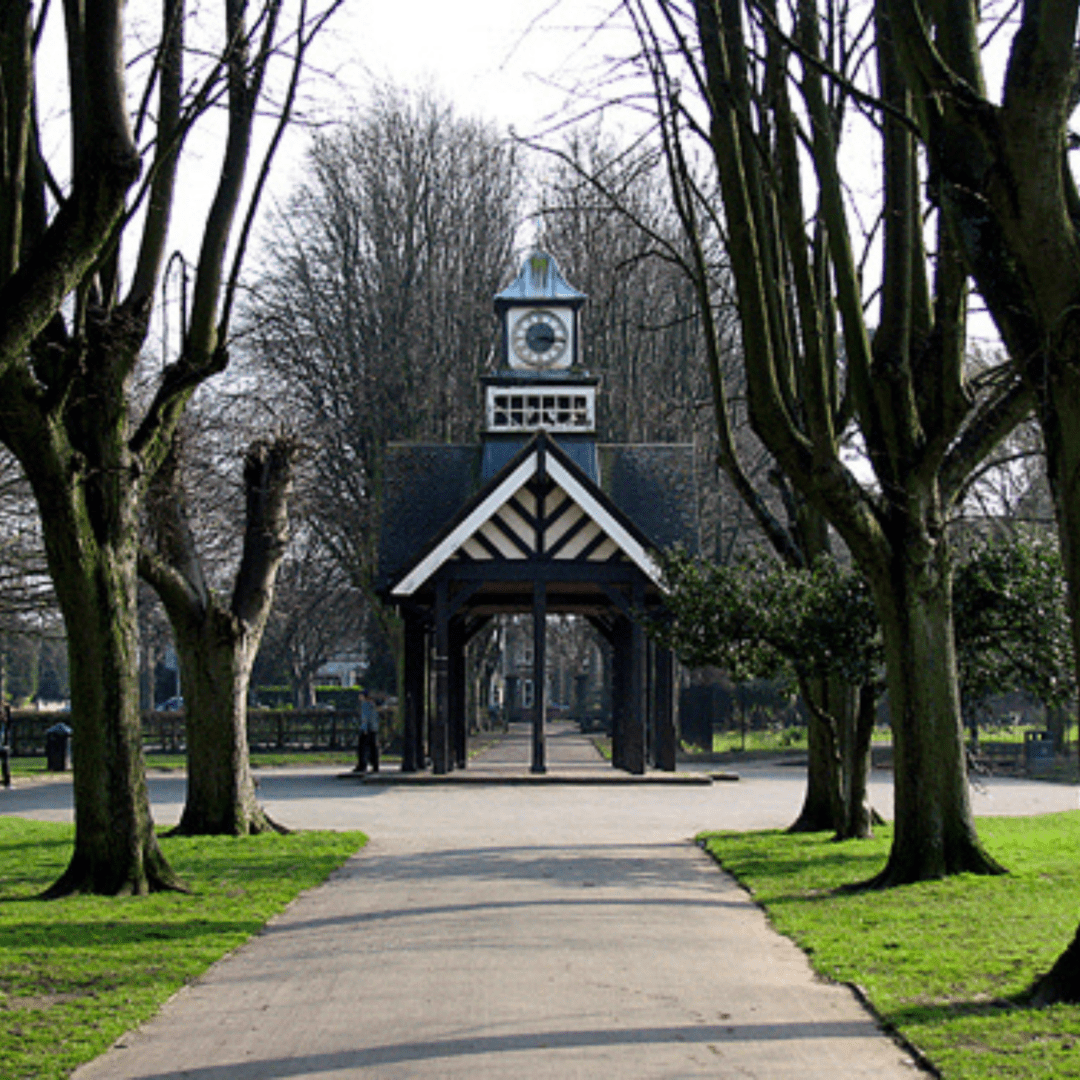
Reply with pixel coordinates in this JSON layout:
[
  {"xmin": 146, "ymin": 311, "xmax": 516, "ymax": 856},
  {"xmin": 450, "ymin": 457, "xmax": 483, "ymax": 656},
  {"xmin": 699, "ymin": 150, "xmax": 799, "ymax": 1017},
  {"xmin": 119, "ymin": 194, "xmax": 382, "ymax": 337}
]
[{"xmin": 7, "ymin": 708, "xmax": 367, "ymax": 757}]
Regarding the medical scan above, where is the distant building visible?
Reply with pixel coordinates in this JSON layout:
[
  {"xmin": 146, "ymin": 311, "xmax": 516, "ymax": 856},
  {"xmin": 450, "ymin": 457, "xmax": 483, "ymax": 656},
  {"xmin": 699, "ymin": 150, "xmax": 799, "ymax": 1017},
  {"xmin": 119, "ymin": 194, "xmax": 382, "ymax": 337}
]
[{"xmin": 314, "ymin": 654, "xmax": 364, "ymax": 688}]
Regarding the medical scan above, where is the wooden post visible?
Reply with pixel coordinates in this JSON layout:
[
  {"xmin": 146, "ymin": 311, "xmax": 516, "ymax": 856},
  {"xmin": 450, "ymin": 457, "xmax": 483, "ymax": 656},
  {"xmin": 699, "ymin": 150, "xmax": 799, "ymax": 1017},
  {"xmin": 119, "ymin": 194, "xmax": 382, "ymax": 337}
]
[
  {"xmin": 421, "ymin": 624, "xmax": 432, "ymax": 769},
  {"xmin": 645, "ymin": 638, "xmax": 655, "ymax": 767},
  {"xmin": 402, "ymin": 610, "xmax": 424, "ymax": 773},
  {"xmin": 532, "ymin": 579, "xmax": 547, "ymax": 774},
  {"xmin": 655, "ymin": 644, "xmax": 676, "ymax": 771},
  {"xmin": 625, "ymin": 578, "xmax": 646, "ymax": 774},
  {"xmin": 450, "ymin": 617, "xmax": 467, "ymax": 769},
  {"xmin": 432, "ymin": 578, "xmax": 450, "ymax": 775},
  {"xmin": 611, "ymin": 618, "xmax": 627, "ymax": 770}
]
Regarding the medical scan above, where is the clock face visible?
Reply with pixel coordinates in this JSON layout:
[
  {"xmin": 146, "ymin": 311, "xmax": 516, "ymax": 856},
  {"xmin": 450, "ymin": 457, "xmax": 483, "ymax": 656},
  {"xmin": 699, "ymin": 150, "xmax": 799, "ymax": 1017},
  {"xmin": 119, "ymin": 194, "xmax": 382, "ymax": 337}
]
[{"xmin": 511, "ymin": 309, "xmax": 570, "ymax": 368}]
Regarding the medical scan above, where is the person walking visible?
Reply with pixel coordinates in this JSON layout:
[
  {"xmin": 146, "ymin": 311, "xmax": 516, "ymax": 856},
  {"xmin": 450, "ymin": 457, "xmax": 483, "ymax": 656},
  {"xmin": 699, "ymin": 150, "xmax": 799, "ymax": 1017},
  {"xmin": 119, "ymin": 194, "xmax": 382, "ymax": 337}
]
[{"xmin": 354, "ymin": 691, "xmax": 380, "ymax": 774}]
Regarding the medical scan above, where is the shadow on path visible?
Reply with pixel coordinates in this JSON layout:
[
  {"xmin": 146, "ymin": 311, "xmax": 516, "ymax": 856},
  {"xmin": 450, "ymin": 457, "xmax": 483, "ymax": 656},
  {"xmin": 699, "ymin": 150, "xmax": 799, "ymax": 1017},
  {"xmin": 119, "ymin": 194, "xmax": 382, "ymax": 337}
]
[{"xmin": 123, "ymin": 1020, "xmax": 888, "ymax": 1079}]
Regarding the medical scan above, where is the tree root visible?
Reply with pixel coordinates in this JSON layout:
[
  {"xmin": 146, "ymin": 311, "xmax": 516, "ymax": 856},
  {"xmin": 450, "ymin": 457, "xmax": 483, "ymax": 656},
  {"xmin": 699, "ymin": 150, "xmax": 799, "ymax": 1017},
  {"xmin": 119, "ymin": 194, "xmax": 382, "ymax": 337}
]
[
  {"xmin": 1026, "ymin": 924, "xmax": 1080, "ymax": 1006},
  {"xmin": 40, "ymin": 848, "xmax": 189, "ymax": 899},
  {"xmin": 256, "ymin": 809, "xmax": 291, "ymax": 835},
  {"xmin": 168, "ymin": 802, "xmax": 291, "ymax": 837},
  {"xmin": 786, "ymin": 808, "xmax": 836, "ymax": 833},
  {"xmin": 845, "ymin": 842, "xmax": 1007, "ymax": 892}
]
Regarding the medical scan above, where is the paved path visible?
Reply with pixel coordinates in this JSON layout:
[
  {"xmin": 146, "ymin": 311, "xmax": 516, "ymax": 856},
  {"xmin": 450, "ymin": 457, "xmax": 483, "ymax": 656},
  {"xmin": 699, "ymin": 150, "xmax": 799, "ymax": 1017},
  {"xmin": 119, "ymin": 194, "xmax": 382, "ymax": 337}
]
[{"xmin": 3, "ymin": 724, "xmax": 1075, "ymax": 1078}]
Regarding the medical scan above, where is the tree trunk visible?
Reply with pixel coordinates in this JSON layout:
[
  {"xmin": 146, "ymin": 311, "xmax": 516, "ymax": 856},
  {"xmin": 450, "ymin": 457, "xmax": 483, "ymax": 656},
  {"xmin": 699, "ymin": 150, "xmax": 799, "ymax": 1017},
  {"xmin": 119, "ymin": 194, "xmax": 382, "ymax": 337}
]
[
  {"xmin": 142, "ymin": 437, "xmax": 296, "ymax": 836},
  {"xmin": 42, "ymin": 533, "xmax": 182, "ymax": 896},
  {"xmin": 788, "ymin": 677, "xmax": 842, "ymax": 833},
  {"xmin": 1029, "ymin": 922, "xmax": 1080, "ymax": 1006},
  {"xmin": 789, "ymin": 674, "xmax": 875, "ymax": 839},
  {"xmin": 1031, "ymin": 347, "xmax": 1080, "ymax": 999},
  {"xmin": 172, "ymin": 607, "xmax": 277, "ymax": 835},
  {"xmin": 836, "ymin": 683, "xmax": 876, "ymax": 841},
  {"xmin": 867, "ymin": 546, "xmax": 1003, "ymax": 885}
]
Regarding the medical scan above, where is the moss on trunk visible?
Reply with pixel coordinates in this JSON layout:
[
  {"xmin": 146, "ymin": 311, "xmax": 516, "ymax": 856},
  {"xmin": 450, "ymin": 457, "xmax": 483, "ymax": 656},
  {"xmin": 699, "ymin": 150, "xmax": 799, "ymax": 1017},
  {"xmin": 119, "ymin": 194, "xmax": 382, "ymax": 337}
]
[
  {"xmin": 40, "ymin": 522, "xmax": 183, "ymax": 897},
  {"xmin": 866, "ymin": 546, "xmax": 1004, "ymax": 886}
]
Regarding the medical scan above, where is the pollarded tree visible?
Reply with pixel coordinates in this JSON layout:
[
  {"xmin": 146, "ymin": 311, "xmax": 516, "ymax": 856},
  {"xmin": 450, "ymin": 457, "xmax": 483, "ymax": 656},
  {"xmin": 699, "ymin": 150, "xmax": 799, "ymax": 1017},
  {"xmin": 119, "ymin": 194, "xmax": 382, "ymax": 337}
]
[
  {"xmin": 627, "ymin": 0, "xmax": 1036, "ymax": 884},
  {"xmin": 140, "ymin": 431, "xmax": 298, "ymax": 835},
  {"xmin": 0, "ymin": 0, "xmax": 337, "ymax": 895}
]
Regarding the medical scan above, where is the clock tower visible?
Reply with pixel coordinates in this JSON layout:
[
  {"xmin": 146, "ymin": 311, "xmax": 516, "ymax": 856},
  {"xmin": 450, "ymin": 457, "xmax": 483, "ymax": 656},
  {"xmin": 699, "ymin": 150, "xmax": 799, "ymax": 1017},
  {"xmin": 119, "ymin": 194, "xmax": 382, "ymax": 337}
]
[
  {"xmin": 378, "ymin": 249, "xmax": 699, "ymax": 778},
  {"xmin": 483, "ymin": 252, "xmax": 598, "ymax": 480}
]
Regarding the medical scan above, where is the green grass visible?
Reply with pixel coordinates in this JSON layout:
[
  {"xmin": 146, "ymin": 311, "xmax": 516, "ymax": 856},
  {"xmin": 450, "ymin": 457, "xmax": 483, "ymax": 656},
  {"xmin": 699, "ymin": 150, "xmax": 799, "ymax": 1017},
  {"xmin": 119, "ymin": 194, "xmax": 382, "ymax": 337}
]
[
  {"xmin": 7, "ymin": 757, "xmax": 49, "ymax": 779},
  {"xmin": 0, "ymin": 819, "xmax": 365, "ymax": 1079},
  {"xmin": 700, "ymin": 815, "xmax": 1080, "ymax": 1078},
  {"xmin": 712, "ymin": 727, "xmax": 809, "ymax": 753},
  {"xmin": 980, "ymin": 726, "xmax": 1042, "ymax": 746}
]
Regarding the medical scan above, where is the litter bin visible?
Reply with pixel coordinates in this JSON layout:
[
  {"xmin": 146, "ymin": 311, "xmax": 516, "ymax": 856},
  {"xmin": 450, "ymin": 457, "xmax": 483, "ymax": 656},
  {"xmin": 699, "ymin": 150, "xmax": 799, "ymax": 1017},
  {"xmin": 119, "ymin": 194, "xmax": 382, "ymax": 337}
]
[
  {"xmin": 1024, "ymin": 729, "xmax": 1055, "ymax": 773},
  {"xmin": 678, "ymin": 686, "xmax": 715, "ymax": 753},
  {"xmin": 45, "ymin": 722, "xmax": 72, "ymax": 772}
]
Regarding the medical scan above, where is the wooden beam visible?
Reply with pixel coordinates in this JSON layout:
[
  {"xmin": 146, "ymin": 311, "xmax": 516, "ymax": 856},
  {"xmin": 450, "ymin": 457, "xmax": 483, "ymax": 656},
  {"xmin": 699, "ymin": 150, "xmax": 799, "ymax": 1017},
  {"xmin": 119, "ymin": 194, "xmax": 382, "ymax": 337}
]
[
  {"xmin": 463, "ymin": 614, "xmax": 493, "ymax": 645},
  {"xmin": 655, "ymin": 644, "xmax": 676, "ymax": 772},
  {"xmin": 450, "ymin": 618, "xmax": 467, "ymax": 769},
  {"xmin": 445, "ymin": 562, "xmax": 640, "ymax": 584},
  {"xmin": 401, "ymin": 609, "xmax": 425, "ymax": 772},
  {"xmin": 532, "ymin": 579, "xmax": 547, "ymax": 774},
  {"xmin": 624, "ymin": 577, "xmax": 647, "ymax": 775},
  {"xmin": 432, "ymin": 578, "xmax": 450, "ymax": 775},
  {"xmin": 611, "ymin": 616, "xmax": 628, "ymax": 770}
]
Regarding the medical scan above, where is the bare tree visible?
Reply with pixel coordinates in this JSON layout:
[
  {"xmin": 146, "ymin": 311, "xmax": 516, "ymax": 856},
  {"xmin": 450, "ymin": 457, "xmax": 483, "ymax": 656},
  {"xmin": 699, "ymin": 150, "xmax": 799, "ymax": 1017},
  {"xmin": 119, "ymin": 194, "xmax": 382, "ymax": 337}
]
[
  {"xmin": 0, "ymin": 0, "xmax": 338, "ymax": 895},
  {"xmin": 868, "ymin": 0, "xmax": 1080, "ymax": 1003},
  {"xmin": 245, "ymin": 85, "xmax": 522, "ymax": 699},
  {"xmin": 0, "ymin": 448, "xmax": 59, "ymax": 704},
  {"xmin": 534, "ymin": 124, "xmax": 871, "ymax": 836},
  {"xmin": 622, "ymin": 0, "xmax": 1035, "ymax": 880},
  {"xmin": 256, "ymin": 540, "xmax": 364, "ymax": 709}
]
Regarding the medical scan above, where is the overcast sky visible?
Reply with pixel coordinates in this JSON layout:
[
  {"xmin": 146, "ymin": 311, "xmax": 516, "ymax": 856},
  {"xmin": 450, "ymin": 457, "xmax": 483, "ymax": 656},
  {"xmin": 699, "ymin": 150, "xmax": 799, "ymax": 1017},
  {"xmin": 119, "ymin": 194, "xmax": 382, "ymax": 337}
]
[{"xmin": 312, "ymin": 2, "xmax": 629, "ymax": 135}]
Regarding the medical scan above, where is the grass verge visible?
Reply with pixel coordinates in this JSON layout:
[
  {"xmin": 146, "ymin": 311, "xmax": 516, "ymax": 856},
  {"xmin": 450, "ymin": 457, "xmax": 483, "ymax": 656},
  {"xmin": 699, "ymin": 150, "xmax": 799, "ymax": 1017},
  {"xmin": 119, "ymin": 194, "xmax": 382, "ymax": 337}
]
[
  {"xmin": 700, "ymin": 815, "xmax": 1080, "ymax": 1078},
  {"xmin": 0, "ymin": 818, "xmax": 366, "ymax": 1079}
]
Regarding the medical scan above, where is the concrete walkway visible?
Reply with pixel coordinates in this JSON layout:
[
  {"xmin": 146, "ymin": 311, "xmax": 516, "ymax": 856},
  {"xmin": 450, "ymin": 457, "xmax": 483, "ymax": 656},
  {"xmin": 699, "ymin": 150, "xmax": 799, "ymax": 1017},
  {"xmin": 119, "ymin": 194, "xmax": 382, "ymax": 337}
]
[{"xmin": 4, "ymin": 724, "xmax": 1075, "ymax": 1078}]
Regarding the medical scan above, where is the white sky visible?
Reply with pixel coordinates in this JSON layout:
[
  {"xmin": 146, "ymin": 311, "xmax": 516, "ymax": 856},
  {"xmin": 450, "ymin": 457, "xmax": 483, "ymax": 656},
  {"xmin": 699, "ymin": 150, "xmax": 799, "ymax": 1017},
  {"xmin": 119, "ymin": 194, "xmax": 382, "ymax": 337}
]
[
  {"xmin": 309, "ymin": 2, "xmax": 630, "ymax": 134},
  {"xmin": 40, "ymin": 1, "xmax": 1021, "ymax": 350},
  {"xmin": 155, "ymin": 1, "xmax": 642, "ymax": 280}
]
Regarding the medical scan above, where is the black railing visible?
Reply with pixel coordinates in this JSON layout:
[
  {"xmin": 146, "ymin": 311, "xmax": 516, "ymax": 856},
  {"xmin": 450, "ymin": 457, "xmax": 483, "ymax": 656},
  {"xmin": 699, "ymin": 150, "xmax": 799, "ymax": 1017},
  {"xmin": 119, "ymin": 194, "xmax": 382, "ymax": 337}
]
[{"xmin": 7, "ymin": 708, "xmax": 372, "ymax": 757}]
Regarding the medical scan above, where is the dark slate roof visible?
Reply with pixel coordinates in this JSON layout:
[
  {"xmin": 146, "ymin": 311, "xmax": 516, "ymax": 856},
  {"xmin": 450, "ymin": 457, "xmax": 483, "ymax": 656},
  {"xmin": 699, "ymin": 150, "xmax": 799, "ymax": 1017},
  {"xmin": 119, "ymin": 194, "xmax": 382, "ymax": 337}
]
[
  {"xmin": 598, "ymin": 444, "xmax": 700, "ymax": 555},
  {"xmin": 376, "ymin": 438, "xmax": 699, "ymax": 596},
  {"xmin": 482, "ymin": 434, "xmax": 598, "ymax": 483},
  {"xmin": 377, "ymin": 445, "xmax": 481, "ymax": 593}
]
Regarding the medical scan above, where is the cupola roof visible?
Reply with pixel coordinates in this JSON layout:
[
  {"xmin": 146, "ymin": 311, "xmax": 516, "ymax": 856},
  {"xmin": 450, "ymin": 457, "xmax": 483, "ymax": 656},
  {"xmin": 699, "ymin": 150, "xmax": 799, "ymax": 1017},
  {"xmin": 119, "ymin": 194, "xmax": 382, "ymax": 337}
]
[{"xmin": 495, "ymin": 252, "xmax": 586, "ymax": 306}]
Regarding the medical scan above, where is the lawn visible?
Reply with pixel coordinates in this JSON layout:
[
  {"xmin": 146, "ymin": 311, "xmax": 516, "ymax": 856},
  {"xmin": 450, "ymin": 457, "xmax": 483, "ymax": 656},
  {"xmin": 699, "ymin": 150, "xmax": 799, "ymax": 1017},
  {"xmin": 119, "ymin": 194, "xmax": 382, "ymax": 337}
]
[
  {"xmin": 701, "ymin": 815, "xmax": 1080, "ymax": 1078},
  {"xmin": 0, "ymin": 819, "xmax": 366, "ymax": 1079},
  {"xmin": 712, "ymin": 727, "xmax": 811, "ymax": 753}
]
